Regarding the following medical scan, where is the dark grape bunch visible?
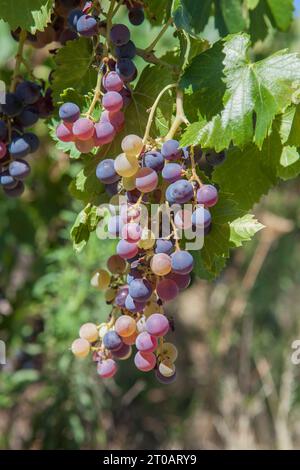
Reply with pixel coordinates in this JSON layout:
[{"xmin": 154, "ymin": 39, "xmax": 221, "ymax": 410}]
[
  {"xmin": 0, "ymin": 82, "xmax": 53, "ymax": 198},
  {"xmin": 56, "ymin": 15, "xmax": 144, "ymax": 151},
  {"xmin": 72, "ymin": 136, "xmax": 219, "ymax": 383}
]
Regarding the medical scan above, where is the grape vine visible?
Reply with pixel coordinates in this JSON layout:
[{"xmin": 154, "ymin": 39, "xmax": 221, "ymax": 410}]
[{"xmin": 1, "ymin": 0, "xmax": 300, "ymax": 385}]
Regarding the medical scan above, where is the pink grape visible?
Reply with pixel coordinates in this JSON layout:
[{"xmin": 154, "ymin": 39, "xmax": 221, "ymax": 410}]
[
  {"xmin": 102, "ymin": 91, "xmax": 123, "ymax": 113},
  {"xmin": 56, "ymin": 122, "xmax": 74, "ymax": 142},
  {"xmin": 156, "ymin": 278, "xmax": 179, "ymax": 302},
  {"xmin": 120, "ymin": 203, "xmax": 141, "ymax": 223},
  {"xmin": 97, "ymin": 358, "xmax": 117, "ymax": 378},
  {"xmin": 117, "ymin": 239, "xmax": 138, "ymax": 259},
  {"xmin": 115, "ymin": 315, "xmax": 136, "ymax": 337},
  {"xmin": 135, "ymin": 332, "xmax": 158, "ymax": 353},
  {"xmin": 150, "ymin": 253, "xmax": 172, "ymax": 276},
  {"xmin": 0, "ymin": 142, "xmax": 7, "ymax": 159},
  {"xmin": 72, "ymin": 118, "xmax": 95, "ymax": 141},
  {"xmin": 167, "ymin": 272, "xmax": 191, "ymax": 290},
  {"xmin": 101, "ymin": 110, "xmax": 125, "ymax": 132},
  {"xmin": 94, "ymin": 121, "xmax": 116, "ymax": 145},
  {"xmin": 134, "ymin": 351, "xmax": 156, "ymax": 372},
  {"xmin": 171, "ymin": 250, "xmax": 194, "ymax": 274},
  {"xmin": 197, "ymin": 184, "xmax": 218, "ymax": 207},
  {"xmin": 174, "ymin": 209, "xmax": 193, "ymax": 229},
  {"xmin": 75, "ymin": 138, "xmax": 94, "ymax": 153},
  {"xmin": 121, "ymin": 222, "xmax": 142, "ymax": 243},
  {"xmin": 146, "ymin": 313, "xmax": 169, "ymax": 337},
  {"xmin": 135, "ymin": 167, "xmax": 158, "ymax": 193},
  {"xmin": 103, "ymin": 71, "xmax": 124, "ymax": 92}
]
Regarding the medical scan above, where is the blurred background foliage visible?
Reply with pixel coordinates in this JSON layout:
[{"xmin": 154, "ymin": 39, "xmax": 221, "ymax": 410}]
[{"xmin": 1, "ymin": 2, "xmax": 300, "ymax": 450}]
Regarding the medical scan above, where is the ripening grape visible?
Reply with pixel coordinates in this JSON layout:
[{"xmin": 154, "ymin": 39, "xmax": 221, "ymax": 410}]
[
  {"xmin": 155, "ymin": 369, "xmax": 177, "ymax": 384},
  {"xmin": 115, "ymin": 315, "xmax": 136, "ymax": 337},
  {"xmin": 24, "ymin": 132, "xmax": 40, "ymax": 153},
  {"xmin": 102, "ymin": 91, "xmax": 123, "ymax": 113},
  {"xmin": 191, "ymin": 207, "xmax": 212, "ymax": 228},
  {"xmin": 146, "ymin": 313, "xmax": 169, "ymax": 337},
  {"xmin": 171, "ymin": 250, "xmax": 194, "ymax": 274},
  {"xmin": 121, "ymin": 134, "xmax": 143, "ymax": 157},
  {"xmin": 110, "ymin": 24, "xmax": 130, "ymax": 46},
  {"xmin": 120, "ymin": 203, "xmax": 141, "ymax": 222},
  {"xmin": 0, "ymin": 142, "xmax": 7, "ymax": 159},
  {"xmin": 18, "ymin": 108, "xmax": 39, "ymax": 127},
  {"xmin": 103, "ymin": 330, "xmax": 123, "ymax": 351},
  {"xmin": 112, "ymin": 343, "xmax": 132, "ymax": 360},
  {"xmin": 135, "ymin": 167, "xmax": 158, "ymax": 193},
  {"xmin": 101, "ymin": 110, "xmax": 125, "ymax": 132},
  {"xmin": 122, "ymin": 330, "xmax": 138, "ymax": 345},
  {"xmin": 159, "ymin": 359, "xmax": 176, "ymax": 377},
  {"xmin": 79, "ymin": 322, "xmax": 98, "ymax": 343},
  {"xmin": 105, "ymin": 288, "xmax": 117, "ymax": 303},
  {"xmin": 136, "ymin": 332, "xmax": 158, "ymax": 353},
  {"xmin": 160, "ymin": 342, "xmax": 178, "ymax": 362},
  {"xmin": 0, "ymin": 171, "xmax": 17, "ymax": 188},
  {"xmin": 155, "ymin": 239, "xmax": 174, "ymax": 255},
  {"xmin": 71, "ymin": 338, "xmax": 90, "ymax": 358},
  {"xmin": 123, "ymin": 175, "xmax": 136, "ymax": 190},
  {"xmin": 90, "ymin": 269, "xmax": 111, "ymax": 290},
  {"xmin": 134, "ymin": 351, "xmax": 156, "ymax": 372},
  {"xmin": 103, "ymin": 71, "xmax": 124, "ymax": 92},
  {"xmin": 174, "ymin": 209, "xmax": 193, "ymax": 229},
  {"xmin": 1, "ymin": 93, "xmax": 23, "ymax": 117},
  {"xmin": 122, "ymin": 222, "xmax": 142, "ymax": 243},
  {"xmin": 196, "ymin": 184, "xmax": 218, "ymax": 207},
  {"xmin": 143, "ymin": 150, "xmax": 164, "ymax": 171},
  {"xmin": 76, "ymin": 138, "xmax": 95, "ymax": 153},
  {"xmin": 138, "ymin": 229, "xmax": 155, "ymax": 249},
  {"xmin": 59, "ymin": 102, "xmax": 80, "ymax": 123},
  {"xmin": 72, "ymin": 118, "xmax": 94, "ymax": 141},
  {"xmin": 97, "ymin": 358, "xmax": 117, "ymax": 378},
  {"xmin": 114, "ymin": 153, "xmax": 139, "ymax": 177},
  {"xmin": 129, "ymin": 278, "xmax": 153, "ymax": 302},
  {"xmin": 117, "ymin": 239, "xmax": 139, "ymax": 259},
  {"xmin": 98, "ymin": 323, "xmax": 109, "ymax": 339},
  {"xmin": 157, "ymin": 278, "xmax": 179, "ymax": 302},
  {"xmin": 162, "ymin": 163, "xmax": 182, "ymax": 183},
  {"xmin": 76, "ymin": 14, "xmax": 98, "ymax": 37},
  {"xmin": 56, "ymin": 122, "xmax": 74, "ymax": 142},
  {"xmin": 150, "ymin": 253, "xmax": 172, "ymax": 276},
  {"xmin": 167, "ymin": 272, "xmax": 191, "ymax": 290},
  {"xmin": 161, "ymin": 139, "xmax": 182, "ymax": 160},
  {"xmin": 94, "ymin": 120, "xmax": 117, "ymax": 145},
  {"xmin": 107, "ymin": 254, "xmax": 126, "ymax": 274},
  {"xmin": 125, "ymin": 294, "xmax": 146, "ymax": 313},
  {"xmin": 114, "ymin": 286, "xmax": 128, "ymax": 307}
]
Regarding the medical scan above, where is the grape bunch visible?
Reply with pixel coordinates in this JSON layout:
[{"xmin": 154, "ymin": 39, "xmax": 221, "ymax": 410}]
[
  {"xmin": 0, "ymin": 81, "xmax": 53, "ymax": 197},
  {"xmin": 72, "ymin": 134, "xmax": 219, "ymax": 383},
  {"xmin": 56, "ymin": 20, "xmax": 142, "ymax": 152}
]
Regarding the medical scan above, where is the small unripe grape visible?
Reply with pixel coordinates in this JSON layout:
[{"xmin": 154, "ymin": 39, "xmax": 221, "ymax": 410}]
[
  {"xmin": 99, "ymin": 323, "xmax": 109, "ymax": 339},
  {"xmin": 159, "ymin": 359, "xmax": 176, "ymax": 377},
  {"xmin": 123, "ymin": 175, "xmax": 136, "ymax": 190},
  {"xmin": 105, "ymin": 288, "xmax": 117, "ymax": 303},
  {"xmin": 144, "ymin": 301, "xmax": 159, "ymax": 317},
  {"xmin": 134, "ymin": 351, "xmax": 156, "ymax": 372},
  {"xmin": 72, "ymin": 118, "xmax": 94, "ymax": 141},
  {"xmin": 114, "ymin": 153, "xmax": 139, "ymax": 177},
  {"xmin": 121, "ymin": 134, "xmax": 143, "ymax": 157},
  {"xmin": 79, "ymin": 322, "xmax": 98, "ymax": 343},
  {"xmin": 138, "ymin": 229, "xmax": 155, "ymax": 249},
  {"xmin": 136, "ymin": 331, "xmax": 158, "ymax": 353},
  {"xmin": 113, "ymin": 343, "xmax": 132, "ymax": 360},
  {"xmin": 160, "ymin": 342, "xmax": 178, "ymax": 362},
  {"xmin": 107, "ymin": 254, "xmax": 126, "ymax": 274},
  {"xmin": 146, "ymin": 313, "xmax": 169, "ymax": 337},
  {"xmin": 90, "ymin": 269, "xmax": 111, "ymax": 290},
  {"xmin": 71, "ymin": 338, "xmax": 90, "ymax": 358},
  {"xmin": 150, "ymin": 253, "xmax": 172, "ymax": 276},
  {"xmin": 97, "ymin": 358, "xmax": 117, "ymax": 378},
  {"xmin": 115, "ymin": 315, "xmax": 137, "ymax": 337}
]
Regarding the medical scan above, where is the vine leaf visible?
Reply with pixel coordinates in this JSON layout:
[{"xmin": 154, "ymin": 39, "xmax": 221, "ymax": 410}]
[
  {"xmin": 52, "ymin": 38, "xmax": 97, "ymax": 103},
  {"xmin": 70, "ymin": 205, "xmax": 101, "ymax": 253},
  {"xmin": 181, "ymin": 33, "xmax": 300, "ymax": 150},
  {"xmin": 230, "ymin": 214, "xmax": 264, "ymax": 247},
  {"xmin": 0, "ymin": 0, "xmax": 53, "ymax": 33}
]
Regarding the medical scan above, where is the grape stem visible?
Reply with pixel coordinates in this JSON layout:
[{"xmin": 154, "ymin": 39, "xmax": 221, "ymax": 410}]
[
  {"xmin": 164, "ymin": 89, "xmax": 189, "ymax": 141},
  {"xmin": 10, "ymin": 30, "xmax": 27, "ymax": 92},
  {"xmin": 189, "ymin": 146, "xmax": 203, "ymax": 187},
  {"xmin": 145, "ymin": 17, "xmax": 173, "ymax": 53},
  {"xmin": 166, "ymin": 202, "xmax": 181, "ymax": 251},
  {"xmin": 85, "ymin": 70, "xmax": 103, "ymax": 119},
  {"xmin": 143, "ymin": 83, "xmax": 177, "ymax": 144},
  {"xmin": 136, "ymin": 48, "xmax": 177, "ymax": 70}
]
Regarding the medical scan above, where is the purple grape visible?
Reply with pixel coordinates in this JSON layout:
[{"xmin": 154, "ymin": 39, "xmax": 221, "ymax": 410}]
[
  {"xmin": 115, "ymin": 40, "xmax": 136, "ymax": 59},
  {"xmin": 76, "ymin": 14, "xmax": 98, "ymax": 37},
  {"xmin": 103, "ymin": 71, "xmax": 124, "ymax": 92},
  {"xmin": 117, "ymin": 239, "xmax": 138, "ymax": 259},
  {"xmin": 171, "ymin": 250, "xmax": 194, "ymax": 274},
  {"xmin": 94, "ymin": 121, "xmax": 116, "ymax": 145},
  {"xmin": 59, "ymin": 102, "xmax": 80, "ymax": 123},
  {"xmin": 8, "ymin": 159, "xmax": 31, "ymax": 180},
  {"xmin": 68, "ymin": 9, "xmax": 84, "ymax": 30},
  {"xmin": 61, "ymin": 0, "xmax": 81, "ymax": 8},
  {"xmin": 116, "ymin": 59, "xmax": 137, "ymax": 82},
  {"xmin": 125, "ymin": 294, "xmax": 146, "ymax": 313},
  {"xmin": 110, "ymin": 24, "xmax": 130, "ymax": 46},
  {"xmin": 155, "ymin": 239, "xmax": 174, "ymax": 255},
  {"xmin": 166, "ymin": 179, "xmax": 194, "ymax": 204},
  {"xmin": 105, "ymin": 181, "xmax": 119, "ymax": 196},
  {"xmin": 196, "ymin": 184, "xmax": 218, "ymax": 207},
  {"xmin": 119, "ymin": 87, "xmax": 132, "ymax": 106},
  {"xmin": 128, "ymin": 8, "xmax": 145, "ymax": 26},
  {"xmin": 112, "ymin": 342, "xmax": 131, "ymax": 359},
  {"xmin": 0, "ymin": 120, "xmax": 8, "ymax": 141},
  {"xmin": 102, "ymin": 91, "xmax": 123, "ymax": 113},
  {"xmin": 59, "ymin": 28, "xmax": 78, "ymax": 45},
  {"xmin": 100, "ymin": 110, "xmax": 125, "ymax": 132},
  {"xmin": 157, "ymin": 278, "xmax": 179, "ymax": 302},
  {"xmin": 206, "ymin": 150, "xmax": 226, "ymax": 166},
  {"xmin": 15, "ymin": 81, "xmax": 41, "ymax": 105},
  {"xmin": 4, "ymin": 180, "xmax": 24, "ymax": 197},
  {"xmin": 191, "ymin": 207, "xmax": 212, "ymax": 228},
  {"xmin": 146, "ymin": 313, "xmax": 169, "ymax": 337},
  {"xmin": 166, "ymin": 272, "xmax": 191, "ymax": 290},
  {"xmin": 0, "ymin": 171, "xmax": 17, "ymax": 188},
  {"xmin": 9, "ymin": 135, "xmax": 31, "ymax": 158},
  {"xmin": 115, "ymin": 286, "xmax": 129, "ymax": 308},
  {"xmin": 1, "ymin": 93, "xmax": 23, "ymax": 117},
  {"xmin": 161, "ymin": 140, "xmax": 182, "ymax": 160},
  {"xmin": 103, "ymin": 330, "xmax": 123, "ymax": 351},
  {"xmin": 143, "ymin": 151, "xmax": 164, "ymax": 171},
  {"xmin": 96, "ymin": 159, "xmax": 119, "ymax": 184},
  {"xmin": 155, "ymin": 369, "xmax": 177, "ymax": 384},
  {"xmin": 17, "ymin": 108, "xmax": 39, "ymax": 127},
  {"xmin": 129, "ymin": 278, "xmax": 152, "ymax": 302},
  {"xmin": 23, "ymin": 133, "xmax": 40, "ymax": 153},
  {"xmin": 162, "ymin": 163, "xmax": 182, "ymax": 183}
]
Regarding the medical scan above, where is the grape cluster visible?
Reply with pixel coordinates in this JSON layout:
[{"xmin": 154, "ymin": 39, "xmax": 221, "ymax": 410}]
[
  {"xmin": 0, "ymin": 82, "xmax": 53, "ymax": 197},
  {"xmin": 72, "ymin": 135, "xmax": 219, "ymax": 383},
  {"xmin": 56, "ymin": 20, "xmax": 143, "ymax": 152}
]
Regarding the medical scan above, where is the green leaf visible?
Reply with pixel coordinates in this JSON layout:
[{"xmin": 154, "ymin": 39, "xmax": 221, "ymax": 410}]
[
  {"xmin": 179, "ymin": 120, "xmax": 207, "ymax": 147},
  {"xmin": 247, "ymin": 0, "xmax": 260, "ymax": 8},
  {"xmin": 219, "ymin": 0, "xmax": 247, "ymax": 34},
  {"xmin": 0, "ymin": 0, "xmax": 53, "ymax": 33},
  {"xmin": 52, "ymin": 38, "xmax": 97, "ymax": 103},
  {"xmin": 280, "ymin": 145, "xmax": 299, "ymax": 167},
  {"xmin": 266, "ymin": 0, "xmax": 294, "ymax": 30},
  {"xmin": 283, "ymin": 106, "xmax": 300, "ymax": 147},
  {"xmin": 277, "ymin": 146, "xmax": 300, "ymax": 180},
  {"xmin": 172, "ymin": 0, "xmax": 213, "ymax": 35},
  {"xmin": 144, "ymin": 0, "xmax": 172, "ymax": 25},
  {"xmin": 213, "ymin": 136, "xmax": 279, "ymax": 211},
  {"xmin": 230, "ymin": 214, "xmax": 264, "ymax": 247},
  {"xmin": 182, "ymin": 34, "xmax": 300, "ymax": 150},
  {"xmin": 69, "ymin": 156, "xmax": 106, "ymax": 204},
  {"xmin": 70, "ymin": 204, "xmax": 101, "ymax": 252}
]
